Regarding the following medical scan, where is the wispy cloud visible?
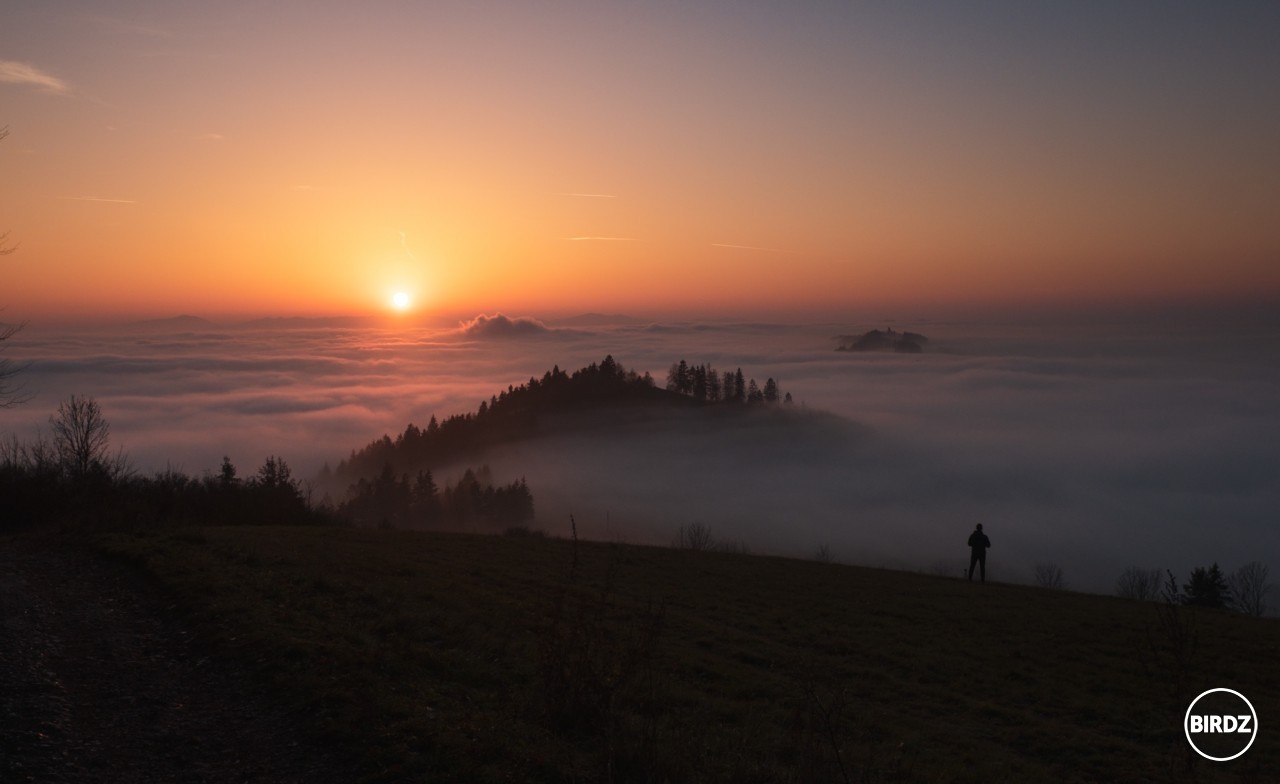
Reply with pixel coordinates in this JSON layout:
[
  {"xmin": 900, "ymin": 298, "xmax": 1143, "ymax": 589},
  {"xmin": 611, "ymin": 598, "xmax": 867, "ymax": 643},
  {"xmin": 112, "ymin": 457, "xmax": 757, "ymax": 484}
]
[
  {"xmin": 0, "ymin": 60, "xmax": 70, "ymax": 95},
  {"xmin": 710, "ymin": 242, "xmax": 799, "ymax": 254},
  {"xmin": 196, "ymin": 132, "xmax": 224, "ymax": 142},
  {"xmin": 58, "ymin": 196, "xmax": 137, "ymax": 204},
  {"xmin": 566, "ymin": 236, "xmax": 638, "ymax": 242},
  {"xmin": 399, "ymin": 231, "xmax": 419, "ymax": 262}
]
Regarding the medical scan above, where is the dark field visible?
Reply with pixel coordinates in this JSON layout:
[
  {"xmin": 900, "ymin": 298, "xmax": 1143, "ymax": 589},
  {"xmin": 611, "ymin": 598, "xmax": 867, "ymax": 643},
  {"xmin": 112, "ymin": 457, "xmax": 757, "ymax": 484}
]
[{"xmin": 91, "ymin": 526, "xmax": 1279, "ymax": 782}]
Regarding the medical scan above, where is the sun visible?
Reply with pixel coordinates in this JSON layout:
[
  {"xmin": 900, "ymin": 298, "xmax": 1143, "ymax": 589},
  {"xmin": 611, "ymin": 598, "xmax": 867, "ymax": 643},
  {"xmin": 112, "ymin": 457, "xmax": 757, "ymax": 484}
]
[{"xmin": 390, "ymin": 291, "xmax": 412, "ymax": 311}]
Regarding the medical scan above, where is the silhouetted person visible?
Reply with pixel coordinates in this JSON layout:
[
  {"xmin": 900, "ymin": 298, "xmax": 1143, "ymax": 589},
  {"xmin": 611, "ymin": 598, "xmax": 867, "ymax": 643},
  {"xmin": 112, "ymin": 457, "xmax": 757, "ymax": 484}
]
[{"xmin": 967, "ymin": 524, "xmax": 991, "ymax": 582}]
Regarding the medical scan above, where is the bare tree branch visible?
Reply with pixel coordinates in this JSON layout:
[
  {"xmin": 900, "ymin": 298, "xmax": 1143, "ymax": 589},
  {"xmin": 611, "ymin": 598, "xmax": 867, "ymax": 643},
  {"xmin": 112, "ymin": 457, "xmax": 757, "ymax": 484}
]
[
  {"xmin": 50, "ymin": 395, "xmax": 112, "ymax": 476},
  {"xmin": 1, "ymin": 125, "xmax": 27, "ymax": 405},
  {"xmin": 0, "ymin": 320, "xmax": 29, "ymax": 408}
]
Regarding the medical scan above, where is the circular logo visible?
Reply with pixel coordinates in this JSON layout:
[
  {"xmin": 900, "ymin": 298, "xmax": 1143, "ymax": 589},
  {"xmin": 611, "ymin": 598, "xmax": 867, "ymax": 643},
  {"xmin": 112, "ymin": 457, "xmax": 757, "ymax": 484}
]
[{"xmin": 1184, "ymin": 688, "xmax": 1258, "ymax": 762}]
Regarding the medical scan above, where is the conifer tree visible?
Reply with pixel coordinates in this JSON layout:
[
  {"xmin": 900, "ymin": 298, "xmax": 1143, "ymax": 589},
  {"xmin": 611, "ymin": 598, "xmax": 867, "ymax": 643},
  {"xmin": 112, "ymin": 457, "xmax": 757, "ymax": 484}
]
[
  {"xmin": 707, "ymin": 366, "xmax": 721, "ymax": 402},
  {"xmin": 692, "ymin": 364, "xmax": 708, "ymax": 401},
  {"xmin": 1183, "ymin": 563, "xmax": 1233, "ymax": 609},
  {"xmin": 763, "ymin": 377, "xmax": 779, "ymax": 403}
]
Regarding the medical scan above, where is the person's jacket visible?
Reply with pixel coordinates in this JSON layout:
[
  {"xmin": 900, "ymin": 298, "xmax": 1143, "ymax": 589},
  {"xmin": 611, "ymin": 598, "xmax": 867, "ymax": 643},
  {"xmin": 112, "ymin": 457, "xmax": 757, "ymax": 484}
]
[{"xmin": 968, "ymin": 532, "xmax": 991, "ymax": 551}]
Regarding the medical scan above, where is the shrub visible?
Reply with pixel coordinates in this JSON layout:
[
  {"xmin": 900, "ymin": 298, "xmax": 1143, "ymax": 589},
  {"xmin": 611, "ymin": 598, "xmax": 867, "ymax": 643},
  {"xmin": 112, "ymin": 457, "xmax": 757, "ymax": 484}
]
[
  {"xmin": 674, "ymin": 522, "xmax": 714, "ymax": 551},
  {"xmin": 1033, "ymin": 562, "xmax": 1065, "ymax": 590},
  {"xmin": 1115, "ymin": 566, "xmax": 1164, "ymax": 601}
]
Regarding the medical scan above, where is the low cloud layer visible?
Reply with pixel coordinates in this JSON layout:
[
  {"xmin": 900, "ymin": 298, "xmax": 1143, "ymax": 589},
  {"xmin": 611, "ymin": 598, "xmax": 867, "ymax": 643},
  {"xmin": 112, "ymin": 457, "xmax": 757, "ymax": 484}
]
[{"xmin": 2, "ymin": 315, "xmax": 1277, "ymax": 595}]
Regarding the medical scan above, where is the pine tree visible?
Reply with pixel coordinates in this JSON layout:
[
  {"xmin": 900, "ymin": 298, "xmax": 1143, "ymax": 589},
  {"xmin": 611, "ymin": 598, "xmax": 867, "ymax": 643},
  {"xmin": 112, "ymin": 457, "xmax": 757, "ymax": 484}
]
[
  {"xmin": 1183, "ymin": 563, "xmax": 1234, "ymax": 609},
  {"xmin": 763, "ymin": 377, "xmax": 779, "ymax": 403},
  {"xmin": 218, "ymin": 456, "xmax": 238, "ymax": 489},
  {"xmin": 692, "ymin": 364, "xmax": 708, "ymax": 401},
  {"xmin": 411, "ymin": 470, "xmax": 439, "ymax": 525}
]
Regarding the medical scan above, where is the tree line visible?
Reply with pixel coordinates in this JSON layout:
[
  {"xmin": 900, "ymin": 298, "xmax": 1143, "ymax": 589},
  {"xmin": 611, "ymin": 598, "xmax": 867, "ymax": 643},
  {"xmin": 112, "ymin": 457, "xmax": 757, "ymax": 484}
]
[
  {"xmin": 333, "ymin": 355, "xmax": 659, "ymax": 483},
  {"xmin": 1, "ymin": 396, "xmax": 331, "ymax": 530},
  {"xmin": 335, "ymin": 355, "xmax": 794, "ymax": 487},
  {"xmin": 1115, "ymin": 562, "xmax": 1272, "ymax": 617},
  {"xmin": 664, "ymin": 359, "xmax": 791, "ymax": 405},
  {"xmin": 1, "ymin": 394, "xmax": 537, "ymax": 533},
  {"xmin": 338, "ymin": 464, "xmax": 533, "ymax": 530}
]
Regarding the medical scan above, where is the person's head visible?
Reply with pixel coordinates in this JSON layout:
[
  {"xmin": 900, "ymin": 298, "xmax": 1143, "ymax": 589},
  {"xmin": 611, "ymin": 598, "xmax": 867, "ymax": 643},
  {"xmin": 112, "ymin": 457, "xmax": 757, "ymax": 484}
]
[{"xmin": 975, "ymin": 523, "xmax": 983, "ymax": 531}]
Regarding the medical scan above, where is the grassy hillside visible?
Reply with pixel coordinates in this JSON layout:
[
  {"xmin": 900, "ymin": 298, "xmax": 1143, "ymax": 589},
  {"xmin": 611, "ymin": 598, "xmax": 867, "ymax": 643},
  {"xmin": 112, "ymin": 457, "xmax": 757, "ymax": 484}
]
[{"xmin": 95, "ymin": 526, "xmax": 1278, "ymax": 783}]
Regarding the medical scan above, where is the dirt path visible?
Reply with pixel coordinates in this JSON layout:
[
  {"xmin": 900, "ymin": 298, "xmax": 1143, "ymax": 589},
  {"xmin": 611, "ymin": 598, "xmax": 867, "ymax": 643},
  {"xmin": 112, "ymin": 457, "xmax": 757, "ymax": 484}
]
[{"xmin": 0, "ymin": 537, "xmax": 352, "ymax": 784}]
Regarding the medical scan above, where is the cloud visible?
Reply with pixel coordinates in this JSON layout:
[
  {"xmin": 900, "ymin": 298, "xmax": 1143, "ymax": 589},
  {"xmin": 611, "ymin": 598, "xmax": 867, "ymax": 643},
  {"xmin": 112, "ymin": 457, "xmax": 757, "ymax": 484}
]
[
  {"xmin": 58, "ymin": 196, "xmax": 137, "ymax": 204},
  {"xmin": 398, "ymin": 231, "xmax": 418, "ymax": 262},
  {"xmin": 456, "ymin": 314, "xmax": 552, "ymax": 338},
  {"xmin": 0, "ymin": 60, "xmax": 70, "ymax": 94}
]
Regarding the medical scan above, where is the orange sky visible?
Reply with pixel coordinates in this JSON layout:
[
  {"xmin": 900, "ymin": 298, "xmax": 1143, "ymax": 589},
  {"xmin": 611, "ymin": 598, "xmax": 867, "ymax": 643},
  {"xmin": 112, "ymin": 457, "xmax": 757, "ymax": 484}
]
[{"xmin": 3, "ymin": 2, "xmax": 1279, "ymax": 321}]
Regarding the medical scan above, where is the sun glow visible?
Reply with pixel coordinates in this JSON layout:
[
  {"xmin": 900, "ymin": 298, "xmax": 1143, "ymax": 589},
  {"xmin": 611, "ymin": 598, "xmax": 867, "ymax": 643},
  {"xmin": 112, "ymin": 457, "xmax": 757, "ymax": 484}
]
[{"xmin": 391, "ymin": 291, "xmax": 412, "ymax": 311}]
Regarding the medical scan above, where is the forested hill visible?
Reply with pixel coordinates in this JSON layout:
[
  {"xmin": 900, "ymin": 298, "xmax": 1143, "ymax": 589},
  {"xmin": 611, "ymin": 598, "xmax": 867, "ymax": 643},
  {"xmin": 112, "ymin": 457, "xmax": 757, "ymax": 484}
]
[{"xmin": 329, "ymin": 355, "xmax": 788, "ymax": 484}]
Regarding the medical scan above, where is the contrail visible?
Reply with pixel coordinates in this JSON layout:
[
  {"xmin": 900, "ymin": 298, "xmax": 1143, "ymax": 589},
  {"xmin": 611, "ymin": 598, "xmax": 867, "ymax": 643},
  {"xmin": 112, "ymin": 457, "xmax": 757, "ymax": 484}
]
[
  {"xmin": 399, "ymin": 231, "xmax": 419, "ymax": 262},
  {"xmin": 710, "ymin": 242, "xmax": 798, "ymax": 254},
  {"xmin": 59, "ymin": 195, "xmax": 136, "ymax": 204}
]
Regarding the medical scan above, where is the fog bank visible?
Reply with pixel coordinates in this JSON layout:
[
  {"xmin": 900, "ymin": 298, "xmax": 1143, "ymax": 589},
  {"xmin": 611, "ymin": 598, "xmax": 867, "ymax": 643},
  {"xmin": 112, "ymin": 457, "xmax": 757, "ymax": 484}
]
[{"xmin": 2, "ymin": 315, "xmax": 1277, "ymax": 594}]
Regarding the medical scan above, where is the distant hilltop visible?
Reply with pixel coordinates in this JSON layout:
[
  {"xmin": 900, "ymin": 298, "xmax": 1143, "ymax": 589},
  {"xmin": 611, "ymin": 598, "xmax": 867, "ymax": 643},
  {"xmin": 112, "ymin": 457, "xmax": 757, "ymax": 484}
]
[
  {"xmin": 835, "ymin": 328, "xmax": 928, "ymax": 353},
  {"xmin": 123, "ymin": 314, "xmax": 215, "ymax": 330}
]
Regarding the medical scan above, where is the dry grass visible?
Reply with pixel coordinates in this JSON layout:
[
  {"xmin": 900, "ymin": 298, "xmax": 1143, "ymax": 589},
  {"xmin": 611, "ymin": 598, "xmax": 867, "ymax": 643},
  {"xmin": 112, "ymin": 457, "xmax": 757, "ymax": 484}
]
[{"xmin": 95, "ymin": 526, "xmax": 1280, "ymax": 783}]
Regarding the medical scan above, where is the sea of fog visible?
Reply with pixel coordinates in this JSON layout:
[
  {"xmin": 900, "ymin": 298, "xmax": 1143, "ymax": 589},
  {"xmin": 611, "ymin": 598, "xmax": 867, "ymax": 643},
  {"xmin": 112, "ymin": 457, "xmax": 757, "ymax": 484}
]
[{"xmin": 2, "ymin": 312, "xmax": 1277, "ymax": 595}]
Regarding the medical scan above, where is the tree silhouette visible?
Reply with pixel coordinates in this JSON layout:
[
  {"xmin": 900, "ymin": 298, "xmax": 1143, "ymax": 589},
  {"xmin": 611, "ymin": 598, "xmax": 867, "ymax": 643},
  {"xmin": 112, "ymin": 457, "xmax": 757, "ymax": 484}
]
[
  {"xmin": 0, "ymin": 320, "xmax": 23, "ymax": 408},
  {"xmin": 692, "ymin": 364, "xmax": 707, "ymax": 401},
  {"xmin": 50, "ymin": 395, "xmax": 112, "ymax": 477},
  {"xmin": 1229, "ymin": 562, "xmax": 1271, "ymax": 617},
  {"xmin": 1033, "ymin": 562, "xmax": 1065, "ymax": 589},
  {"xmin": 706, "ymin": 364, "xmax": 721, "ymax": 401},
  {"xmin": 1182, "ymin": 563, "xmax": 1233, "ymax": 609},
  {"xmin": 763, "ymin": 377, "xmax": 779, "ymax": 404},
  {"xmin": 1115, "ymin": 566, "xmax": 1163, "ymax": 601},
  {"xmin": 1, "ymin": 125, "xmax": 27, "ymax": 408},
  {"xmin": 218, "ymin": 456, "xmax": 239, "ymax": 489}
]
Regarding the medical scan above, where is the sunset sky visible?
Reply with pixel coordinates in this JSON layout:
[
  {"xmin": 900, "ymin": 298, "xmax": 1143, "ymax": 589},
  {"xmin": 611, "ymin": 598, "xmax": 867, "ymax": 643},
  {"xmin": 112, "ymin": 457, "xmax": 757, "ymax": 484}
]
[{"xmin": 3, "ymin": 1, "xmax": 1279, "ymax": 320}]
